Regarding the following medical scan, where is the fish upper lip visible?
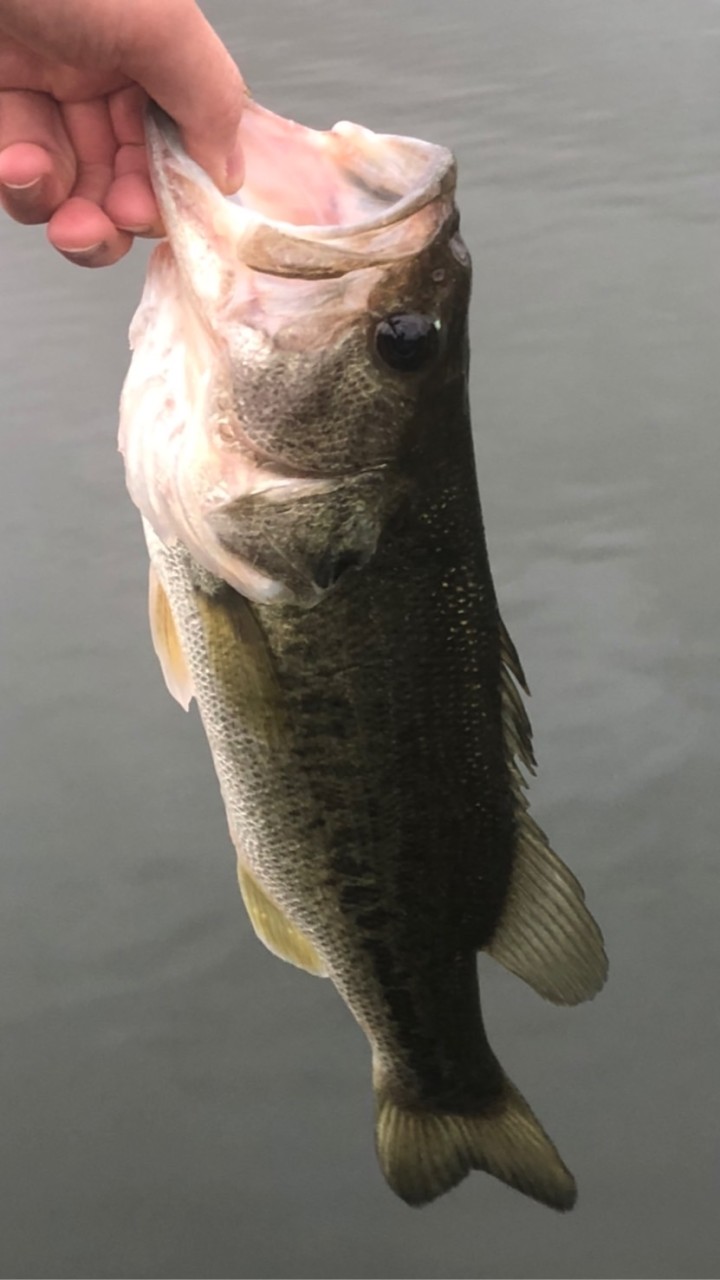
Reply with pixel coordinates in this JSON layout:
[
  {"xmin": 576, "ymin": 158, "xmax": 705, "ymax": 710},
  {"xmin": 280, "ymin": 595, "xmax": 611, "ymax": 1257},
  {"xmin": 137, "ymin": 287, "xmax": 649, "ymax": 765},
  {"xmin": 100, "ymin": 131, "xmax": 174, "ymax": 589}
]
[{"xmin": 146, "ymin": 101, "xmax": 457, "ymax": 254}]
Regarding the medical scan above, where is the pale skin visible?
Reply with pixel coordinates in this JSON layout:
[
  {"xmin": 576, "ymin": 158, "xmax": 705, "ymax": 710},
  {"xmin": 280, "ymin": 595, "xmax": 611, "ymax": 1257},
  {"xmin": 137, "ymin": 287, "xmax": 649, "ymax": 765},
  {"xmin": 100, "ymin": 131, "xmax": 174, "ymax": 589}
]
[{"xmin": 0, "ymin": 0, "xmax": 246, "ymax": 266}]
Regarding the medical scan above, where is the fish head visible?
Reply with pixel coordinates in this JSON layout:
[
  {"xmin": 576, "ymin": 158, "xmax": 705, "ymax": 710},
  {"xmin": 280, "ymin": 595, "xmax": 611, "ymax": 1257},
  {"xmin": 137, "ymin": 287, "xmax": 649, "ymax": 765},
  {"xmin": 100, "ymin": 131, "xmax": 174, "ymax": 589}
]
[{"xmin": 119, "ymin": 101, "xmax": 471, "ymax": 605}]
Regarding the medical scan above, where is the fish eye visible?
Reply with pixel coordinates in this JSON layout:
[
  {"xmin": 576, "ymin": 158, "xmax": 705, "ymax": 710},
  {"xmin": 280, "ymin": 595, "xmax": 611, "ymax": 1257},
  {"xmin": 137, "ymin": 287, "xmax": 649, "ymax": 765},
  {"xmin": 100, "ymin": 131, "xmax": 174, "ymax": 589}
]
[{"xmin": 374, "ymin": 313, "xmax": 440, "ymax": 374}]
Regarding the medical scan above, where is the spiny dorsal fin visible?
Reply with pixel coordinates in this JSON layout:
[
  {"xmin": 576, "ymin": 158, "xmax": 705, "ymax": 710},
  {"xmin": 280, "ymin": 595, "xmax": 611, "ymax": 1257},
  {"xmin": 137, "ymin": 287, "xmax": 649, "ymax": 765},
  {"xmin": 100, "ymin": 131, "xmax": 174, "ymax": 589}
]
[
  {"xmin": 487, "ymin": 630, "xmax": 608, "ymax": 1005},
  {"xmin": 148, "ymin": 563, "xmax": 194, "ymax": 710},
  {"xmin": 499, "ymin": 616, "xmax": 530, "ymax": 694},
  {"xmin": 237, "ymin": 862, "xmax": 327, "ymax": 977}
]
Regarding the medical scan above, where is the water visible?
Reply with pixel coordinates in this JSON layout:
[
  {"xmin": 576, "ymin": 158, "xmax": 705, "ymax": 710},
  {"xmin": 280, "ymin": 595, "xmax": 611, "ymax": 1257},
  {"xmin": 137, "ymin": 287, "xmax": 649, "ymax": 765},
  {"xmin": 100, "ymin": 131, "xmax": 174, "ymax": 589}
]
[{"xmin": 1, "ymin": 3, "xmax": 718, "ymax": 1276}]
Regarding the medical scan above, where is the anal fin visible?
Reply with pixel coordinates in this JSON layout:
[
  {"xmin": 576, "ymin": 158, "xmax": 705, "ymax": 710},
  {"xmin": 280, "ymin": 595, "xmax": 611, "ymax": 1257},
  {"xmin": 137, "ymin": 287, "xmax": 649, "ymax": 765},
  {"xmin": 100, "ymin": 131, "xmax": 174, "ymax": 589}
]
[
  {"xmin": 487, "ymin": 623, "xmax": 608, "ymax": 1005},
  {"xmin": 148, "ymin": 563, "xmax": 194, "ymax": 710},
  {"xmin": 237, "ymin": 862, "xmax": 327, "ymax": 977},
  {"xmin": 486, "ymin": 806, "xmax": 608, "ymax": 1005}
]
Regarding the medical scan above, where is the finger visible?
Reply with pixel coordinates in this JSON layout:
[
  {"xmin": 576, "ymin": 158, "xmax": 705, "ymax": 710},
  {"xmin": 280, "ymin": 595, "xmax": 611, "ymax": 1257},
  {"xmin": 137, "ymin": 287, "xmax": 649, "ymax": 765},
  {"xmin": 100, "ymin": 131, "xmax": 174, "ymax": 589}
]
[
  {"xmin": 104, "ymin": 86, "xmax": 162, "ymax": 234},
  {"xmin": 104, "ymin": 167, "xmax": 162, "ymax": 237},
  {"xmin": 0, "ymin": 88, "xmax": 75, "ymax": 223},
  {"xmin": 47, "ymin": 196, "xmax": 133, "ymax": 266},
  {"xmin": 108, "ymin": 85, "xmax": 147, "ymax": 148},
  {"xmin": 59, "ymin": 98, "xmax": 115, "ymax": 204},
  {"xmin": 46, "ymin": 97, "xmax": 132, "ymax": 265},
  {"xmin": 115, "ymin": 0, "xmax": 246, "ymax": 192}
]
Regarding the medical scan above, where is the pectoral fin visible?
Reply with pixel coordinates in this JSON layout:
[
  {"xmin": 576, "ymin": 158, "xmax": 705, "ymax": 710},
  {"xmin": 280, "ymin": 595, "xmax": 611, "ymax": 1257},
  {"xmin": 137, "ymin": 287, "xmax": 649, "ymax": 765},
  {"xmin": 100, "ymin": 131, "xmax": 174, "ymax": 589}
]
[
  {"xmin": 237, "ymin": 862, "xmax": 327, "ymax": 977},
  {"xmin": 148, "ymin": 563, "xmax": 194, "ymax": 710},
  {"xmin": 194, "ymin": 588, "xmax": 286, "ymax": 751}
]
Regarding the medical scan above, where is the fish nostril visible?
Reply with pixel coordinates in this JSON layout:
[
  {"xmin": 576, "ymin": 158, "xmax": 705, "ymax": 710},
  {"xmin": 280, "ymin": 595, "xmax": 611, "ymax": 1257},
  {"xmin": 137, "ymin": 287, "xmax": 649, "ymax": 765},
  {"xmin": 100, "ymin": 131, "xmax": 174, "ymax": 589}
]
[{"xmin": 313, "ymin": 549, "xmax": 367, "ymax": 591}]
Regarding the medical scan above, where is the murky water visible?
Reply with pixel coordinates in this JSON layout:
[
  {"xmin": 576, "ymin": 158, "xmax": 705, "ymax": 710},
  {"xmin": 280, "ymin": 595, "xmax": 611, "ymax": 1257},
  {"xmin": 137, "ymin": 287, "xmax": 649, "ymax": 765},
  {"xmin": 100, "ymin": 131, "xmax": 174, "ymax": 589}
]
[{"xmin": 1, "ymin": 3, "xmax": 718, "ymax": 1276}]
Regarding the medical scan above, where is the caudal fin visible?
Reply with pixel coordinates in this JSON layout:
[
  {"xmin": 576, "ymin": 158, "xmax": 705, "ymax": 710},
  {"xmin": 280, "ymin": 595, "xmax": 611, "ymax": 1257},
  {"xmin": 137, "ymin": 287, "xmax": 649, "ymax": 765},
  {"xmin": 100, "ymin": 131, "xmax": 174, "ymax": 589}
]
[{"xmin": 374, "ymin": 1071, "xmax": 576, "ymax": 1211}]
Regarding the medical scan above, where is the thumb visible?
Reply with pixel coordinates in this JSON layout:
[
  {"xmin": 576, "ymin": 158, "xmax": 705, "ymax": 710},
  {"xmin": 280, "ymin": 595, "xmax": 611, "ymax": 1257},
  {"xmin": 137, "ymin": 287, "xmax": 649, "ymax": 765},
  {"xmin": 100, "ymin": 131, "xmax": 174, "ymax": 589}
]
[{"xmin": 118, "ymin": 1, "xmax": 246, "ymax": 192}]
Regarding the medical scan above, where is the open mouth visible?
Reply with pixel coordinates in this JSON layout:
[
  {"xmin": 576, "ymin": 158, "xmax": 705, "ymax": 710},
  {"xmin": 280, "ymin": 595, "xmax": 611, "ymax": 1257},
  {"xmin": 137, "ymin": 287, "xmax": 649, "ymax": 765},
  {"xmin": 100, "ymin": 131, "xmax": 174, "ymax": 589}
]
[
  {"xmin": 146, "ymin": 100, "xmax": 456, "ymax": 249},
  {"xmin": 229, "ymin": 100, "xmax": 455, "ymax": 234}
]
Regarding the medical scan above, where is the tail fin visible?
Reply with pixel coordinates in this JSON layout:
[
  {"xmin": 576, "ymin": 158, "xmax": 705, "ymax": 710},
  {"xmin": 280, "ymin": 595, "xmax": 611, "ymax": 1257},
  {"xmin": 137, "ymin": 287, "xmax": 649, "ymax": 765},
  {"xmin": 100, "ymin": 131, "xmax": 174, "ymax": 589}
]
[{"xmin": 374, "ymin": 1070, "xmax": 576, "ymax": 1211}]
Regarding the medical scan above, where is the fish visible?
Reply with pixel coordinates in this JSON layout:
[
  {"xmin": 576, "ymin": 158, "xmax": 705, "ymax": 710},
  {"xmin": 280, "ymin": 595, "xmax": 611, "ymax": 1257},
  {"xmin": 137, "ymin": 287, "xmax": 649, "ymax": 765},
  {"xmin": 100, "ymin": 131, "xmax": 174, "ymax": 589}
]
[{"xmin": 119, "ymin": 98, "xmax": 608, "ymax": 1211}]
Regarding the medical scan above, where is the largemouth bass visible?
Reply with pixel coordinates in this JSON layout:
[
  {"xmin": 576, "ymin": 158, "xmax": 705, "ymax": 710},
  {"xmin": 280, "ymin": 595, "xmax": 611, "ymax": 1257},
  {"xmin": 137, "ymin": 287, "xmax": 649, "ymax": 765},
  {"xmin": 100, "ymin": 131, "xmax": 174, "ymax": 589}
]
[{"xmin": 119, "ymin": 100, "xmax": 607, "ymax": 1210}]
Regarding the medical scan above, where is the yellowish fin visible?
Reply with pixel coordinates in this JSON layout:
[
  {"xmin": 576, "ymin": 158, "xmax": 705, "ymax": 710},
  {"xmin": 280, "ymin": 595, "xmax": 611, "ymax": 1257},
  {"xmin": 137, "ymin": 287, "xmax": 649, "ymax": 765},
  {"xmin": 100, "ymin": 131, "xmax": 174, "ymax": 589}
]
[
  {"xmin": 194, "ymin": 590, "xmax": 286, "ymax": 751},
  {"xmin": 148, "ymin": 563, "xmax": 194, "ymax": 710},
  {"xmin": 374, "ymin": 1068, "xmax": 576, "ymax": 1211},
  {"xmin": 237, "ymin": 862, "xmax": 327, "ymax": 977}
]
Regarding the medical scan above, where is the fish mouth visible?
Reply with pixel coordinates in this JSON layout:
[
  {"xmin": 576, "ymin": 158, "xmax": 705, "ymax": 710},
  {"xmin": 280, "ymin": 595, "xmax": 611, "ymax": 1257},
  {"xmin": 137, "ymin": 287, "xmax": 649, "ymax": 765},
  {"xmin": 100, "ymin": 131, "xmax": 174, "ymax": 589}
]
[
  {"xmin": 145, "ymin": 99, "xmax": 457, "ymax": 278},
  {"xmin": 123, "ymin": 102, "xmax": 461, "ymax": 607}
]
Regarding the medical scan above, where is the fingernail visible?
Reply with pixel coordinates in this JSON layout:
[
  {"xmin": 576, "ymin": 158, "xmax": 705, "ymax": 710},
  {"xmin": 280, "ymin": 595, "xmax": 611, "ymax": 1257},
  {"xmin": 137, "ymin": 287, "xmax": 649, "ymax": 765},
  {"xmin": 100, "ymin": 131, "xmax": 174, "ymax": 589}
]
[
  {"xmin": 0, "ymin": 175, "xmax": 48, "ymax": 223},
  {"xmin": 114, "ymin": 222, "xmax": 152, "ymax": 236},
  {"xmin": 2, "ymin": 176, "xmax": 42, "ymax": 191},
  {"xmin": 56, "ymin": 241, "xmax": 104, "ymax": 259}
]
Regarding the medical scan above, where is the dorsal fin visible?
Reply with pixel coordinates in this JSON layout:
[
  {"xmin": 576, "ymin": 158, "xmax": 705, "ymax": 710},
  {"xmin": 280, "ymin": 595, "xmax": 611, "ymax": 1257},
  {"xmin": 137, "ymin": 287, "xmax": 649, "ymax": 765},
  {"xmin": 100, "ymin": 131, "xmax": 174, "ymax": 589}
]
[
  {"xmin": 237, "ymin": 862, "xmax": 328, "ymax": 977},
  {"xmin": 485, "ymin": 629, "xmax": 608, "ymax": 1005},
  {"xmin": 499, "ymin": 616, "xmax": 530, "ymax": 694}
]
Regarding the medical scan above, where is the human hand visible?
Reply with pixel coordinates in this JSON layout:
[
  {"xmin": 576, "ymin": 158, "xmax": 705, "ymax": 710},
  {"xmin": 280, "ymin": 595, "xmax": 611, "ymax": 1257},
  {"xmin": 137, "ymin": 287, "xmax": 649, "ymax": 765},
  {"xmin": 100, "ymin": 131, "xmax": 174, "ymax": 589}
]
[{"xmin": 0, "ymin": 0, "xmax": 246, "ymax": 266}]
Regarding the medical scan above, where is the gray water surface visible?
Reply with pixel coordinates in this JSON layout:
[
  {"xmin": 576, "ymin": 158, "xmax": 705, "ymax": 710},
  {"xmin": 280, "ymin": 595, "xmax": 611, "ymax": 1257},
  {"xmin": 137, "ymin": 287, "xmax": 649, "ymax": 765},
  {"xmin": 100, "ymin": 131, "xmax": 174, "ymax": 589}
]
[{"xmin": 1, "ymin": 3, "xmax": 719, "ymax": 1276}]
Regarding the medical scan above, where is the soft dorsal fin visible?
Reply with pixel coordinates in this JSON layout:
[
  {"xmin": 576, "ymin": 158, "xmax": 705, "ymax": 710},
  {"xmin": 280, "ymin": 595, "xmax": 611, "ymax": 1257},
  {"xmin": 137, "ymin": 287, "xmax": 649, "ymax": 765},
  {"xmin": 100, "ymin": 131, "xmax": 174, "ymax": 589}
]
[
  {"xmin": 237, "ymin": 862, "xmax": 328, "ymax": 977},
  {"xmin": 485, "ymin": 629, "xmax": 608, "ymax": 1005},
  {"xmin": 148, "ymin": 563, "xmax": 194, "ymax": 710}
]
